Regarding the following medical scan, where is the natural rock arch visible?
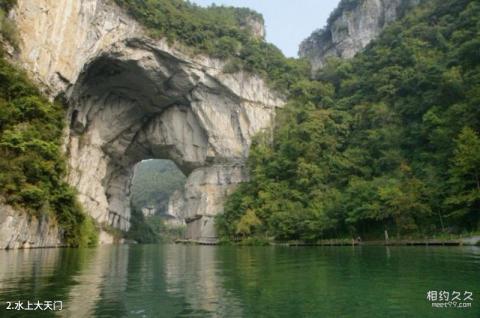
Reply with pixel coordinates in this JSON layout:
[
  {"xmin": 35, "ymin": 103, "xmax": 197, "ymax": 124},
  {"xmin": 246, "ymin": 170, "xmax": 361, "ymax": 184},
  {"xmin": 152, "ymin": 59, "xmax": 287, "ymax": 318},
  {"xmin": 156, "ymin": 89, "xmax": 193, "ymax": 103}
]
[
  {"xmin": 64, "ymin": 40, "xmax": 279, "ymax": 241},
  {"xmin": 12, "ymin": 0, "xmax": 283, "ymax": 243}
]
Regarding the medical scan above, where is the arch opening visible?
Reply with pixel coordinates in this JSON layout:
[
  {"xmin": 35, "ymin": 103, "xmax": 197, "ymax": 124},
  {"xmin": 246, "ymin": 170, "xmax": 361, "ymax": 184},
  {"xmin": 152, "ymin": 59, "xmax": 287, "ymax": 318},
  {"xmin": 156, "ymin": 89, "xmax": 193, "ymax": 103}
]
[
  {"xmin": 129, "ymin": 159, "xmax": 187, "ymax": 242},
  {"xmin": 65, "ymin": 51, "xmax": 215, "ymax": 240},
  {"xmin": 62, "ymin": 41, "xmax": 267, "ymax": 242}
]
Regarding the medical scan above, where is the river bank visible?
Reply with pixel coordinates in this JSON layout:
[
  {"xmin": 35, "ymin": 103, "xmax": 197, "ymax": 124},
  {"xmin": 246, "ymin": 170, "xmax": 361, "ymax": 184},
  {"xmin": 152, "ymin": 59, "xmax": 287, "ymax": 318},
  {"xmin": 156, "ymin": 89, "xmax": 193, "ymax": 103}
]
[{"xmin": 175, "ymin": 236, "xmax": 480, "ymax": 247}]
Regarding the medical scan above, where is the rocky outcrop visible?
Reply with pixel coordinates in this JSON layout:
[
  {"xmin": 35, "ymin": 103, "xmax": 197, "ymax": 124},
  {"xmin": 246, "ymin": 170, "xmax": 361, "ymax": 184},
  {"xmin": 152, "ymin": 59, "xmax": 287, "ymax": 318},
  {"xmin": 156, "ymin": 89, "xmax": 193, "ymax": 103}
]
[
  {"xmin": 10, "ymin": 0, "xmax": 283, "ymax": 243},
  {"xmin": 299, "ymin": 0, "xmax": 420, "ymax": 72},
  {"xmin": 167, "ymin": 165, "xmax": 247, "ymax": 241},
  {"xmin": 239, "ymin": 14, "xmax": 265, "ymax": 40},
  {"xmin": 0, "ymin": 202, "xmax": 62, "ymax": 249}
]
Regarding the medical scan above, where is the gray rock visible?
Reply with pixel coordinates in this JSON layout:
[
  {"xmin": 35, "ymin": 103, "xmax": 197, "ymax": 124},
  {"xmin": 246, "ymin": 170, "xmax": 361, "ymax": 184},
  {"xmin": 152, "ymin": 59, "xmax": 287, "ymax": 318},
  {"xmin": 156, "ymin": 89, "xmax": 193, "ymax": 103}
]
[
  {"xmin": 299, "ymin": 0, "xmax": 420, "ymax": 72},
  {"xmin": 0, "ymin": 203, "xmax": 62, "ymax": 249}
]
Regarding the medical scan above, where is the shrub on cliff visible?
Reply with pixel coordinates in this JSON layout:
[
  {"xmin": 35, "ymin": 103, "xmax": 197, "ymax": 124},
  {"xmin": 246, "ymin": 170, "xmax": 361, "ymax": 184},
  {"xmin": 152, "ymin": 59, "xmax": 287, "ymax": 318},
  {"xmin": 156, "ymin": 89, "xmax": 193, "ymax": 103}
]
[
  {"xmin": 0, "ymin": 50, "xmax": 97, "ymax": 247},
  {"xmin": 114, "ymin": 0, "xmax": 310, "ymax": 93},
  {"xmin": 0, "ymin": 0, "xmax": 18, "ymax": 47}
]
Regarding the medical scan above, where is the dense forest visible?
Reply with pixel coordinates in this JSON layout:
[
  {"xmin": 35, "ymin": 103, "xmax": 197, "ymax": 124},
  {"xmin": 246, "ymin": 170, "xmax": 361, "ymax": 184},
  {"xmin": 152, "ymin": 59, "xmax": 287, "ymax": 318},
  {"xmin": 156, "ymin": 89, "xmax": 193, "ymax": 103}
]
[
  {"xmin": 0, "ymin": 0, "xmax": 97, "ymax": 246},
  {"xmin": 217, "ymin": 0, "xmax": 480, "ymax": 242}
]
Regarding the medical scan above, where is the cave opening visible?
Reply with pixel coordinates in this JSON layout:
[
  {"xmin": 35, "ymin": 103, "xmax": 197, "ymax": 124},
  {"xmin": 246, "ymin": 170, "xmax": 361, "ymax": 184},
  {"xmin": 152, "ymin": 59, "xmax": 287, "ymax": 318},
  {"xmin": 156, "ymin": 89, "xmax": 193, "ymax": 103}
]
[
  {"xmin": 130, "ymin": 159, "xmax": 187, "ymax": 239},
  {"xmin": 63, "ymin": 41, "xmax": 266, "ymax": 243},
  {"xmin": 128, "ymin": 159, "xmax": 187, "ymax": 241},
  {"xmin": 65, "ymin": 50, "xmax": 215, "ymax": 242}
]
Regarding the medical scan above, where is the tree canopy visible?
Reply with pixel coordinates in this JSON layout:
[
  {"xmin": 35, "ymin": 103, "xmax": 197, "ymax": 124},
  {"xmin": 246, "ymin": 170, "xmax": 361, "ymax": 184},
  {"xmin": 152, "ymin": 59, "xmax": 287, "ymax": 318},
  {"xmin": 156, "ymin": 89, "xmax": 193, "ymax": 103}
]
[{"xmin": 217, "ymin": 0, "xmax": 480, "ymax": 241}]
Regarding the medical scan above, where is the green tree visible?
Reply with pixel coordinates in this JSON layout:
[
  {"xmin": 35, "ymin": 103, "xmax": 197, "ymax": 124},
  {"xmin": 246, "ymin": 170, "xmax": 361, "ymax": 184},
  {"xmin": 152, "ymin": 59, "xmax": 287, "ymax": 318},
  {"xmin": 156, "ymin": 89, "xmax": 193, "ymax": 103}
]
[
  {"xmin": 446, "ymin": 127, "xmax": 480, "ymax": 227},
  {"xmin": 235, "ymin": 209, "xmax": 262, "ymax": 237}
]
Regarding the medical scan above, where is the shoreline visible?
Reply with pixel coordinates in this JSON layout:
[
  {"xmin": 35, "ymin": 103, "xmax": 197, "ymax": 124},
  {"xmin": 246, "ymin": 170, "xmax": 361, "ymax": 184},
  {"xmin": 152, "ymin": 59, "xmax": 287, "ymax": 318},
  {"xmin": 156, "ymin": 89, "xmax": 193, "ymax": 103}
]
[
  {"xmin": 2, "ymin": 236, "xmax": 479, "ymax": 250},
  {"xmin": 279, "ymin": 237, "xmax": 480, "ymax": 247},
  {"xmin": 175, "ymin": 236, "xmax": 480, "ymax": 247}
]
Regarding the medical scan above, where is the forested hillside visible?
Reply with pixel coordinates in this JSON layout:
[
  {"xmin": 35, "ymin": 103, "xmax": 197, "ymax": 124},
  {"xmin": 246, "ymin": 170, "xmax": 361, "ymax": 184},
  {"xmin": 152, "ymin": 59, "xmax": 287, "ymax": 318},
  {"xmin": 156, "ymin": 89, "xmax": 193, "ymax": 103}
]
[{"xmin": 217, "ymin": 0, "xmax": 480, "ymax": 241}]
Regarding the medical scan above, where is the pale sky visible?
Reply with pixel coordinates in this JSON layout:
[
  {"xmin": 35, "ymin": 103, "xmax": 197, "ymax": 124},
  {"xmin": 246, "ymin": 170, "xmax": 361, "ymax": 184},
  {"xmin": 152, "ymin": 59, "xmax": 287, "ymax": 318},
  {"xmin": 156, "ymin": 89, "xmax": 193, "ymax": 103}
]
[{"xmin": 191, "ymin": 0, "xmax": 341, "ymax": 57}]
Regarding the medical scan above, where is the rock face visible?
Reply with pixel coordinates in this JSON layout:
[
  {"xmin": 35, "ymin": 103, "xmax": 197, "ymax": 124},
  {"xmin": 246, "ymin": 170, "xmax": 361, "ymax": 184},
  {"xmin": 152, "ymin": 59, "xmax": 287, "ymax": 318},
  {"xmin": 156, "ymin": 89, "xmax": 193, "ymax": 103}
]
[
  {"xmin": 10, "ymin": 0, "xmax": 283, "ymax": 243},
  {"xmin": 299, "ymin": 0, "xmax": 420, "ymax": 72},
  {"xmin": 0, "ymin": 203, "xmax": 63, "ymax": 249},
  {"xmin": 239, "ymin": 15, "xmax": 266, "ymax": 40}
]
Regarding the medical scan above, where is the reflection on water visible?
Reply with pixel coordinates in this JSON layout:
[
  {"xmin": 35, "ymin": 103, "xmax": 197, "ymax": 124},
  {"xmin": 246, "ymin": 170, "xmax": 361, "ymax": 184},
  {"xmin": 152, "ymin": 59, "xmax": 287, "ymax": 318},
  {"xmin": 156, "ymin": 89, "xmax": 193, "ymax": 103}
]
[
  {"xmin": 61, "ymin": 247, "xmax": 129, "ymax": 317},
  {"xmin": 0, "ymin": 245, "xmax": 479, "ymax": 317},
  {"xmin": 163, "ymin": 245, "xmax": 243, "ymax": 317},
  {"xmin": 0, "ymin": 245, "xmax": 240, "ymax": 317}
]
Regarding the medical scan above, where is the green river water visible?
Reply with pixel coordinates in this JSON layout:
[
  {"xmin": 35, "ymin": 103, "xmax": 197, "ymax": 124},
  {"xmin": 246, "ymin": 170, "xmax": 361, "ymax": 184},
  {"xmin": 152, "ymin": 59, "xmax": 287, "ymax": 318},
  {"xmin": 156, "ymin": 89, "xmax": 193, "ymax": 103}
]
[{"xmin": 0, "ymin": 244, "xmax": 478, "ymax": 317}]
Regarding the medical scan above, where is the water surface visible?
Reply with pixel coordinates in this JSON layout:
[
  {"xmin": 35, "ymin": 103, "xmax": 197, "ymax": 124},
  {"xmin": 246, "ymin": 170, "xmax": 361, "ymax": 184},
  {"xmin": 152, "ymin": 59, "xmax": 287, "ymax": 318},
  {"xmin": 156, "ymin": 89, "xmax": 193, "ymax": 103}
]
[{"xmin": 0, "ymin": 244, "xmax": 478, "ymax": 317}]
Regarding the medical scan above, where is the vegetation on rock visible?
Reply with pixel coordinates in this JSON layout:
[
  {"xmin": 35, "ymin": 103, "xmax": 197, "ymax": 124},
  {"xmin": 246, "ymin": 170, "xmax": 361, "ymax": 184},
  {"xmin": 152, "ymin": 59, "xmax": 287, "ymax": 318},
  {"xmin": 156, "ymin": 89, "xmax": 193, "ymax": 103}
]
[
  {"xmin": 0, "ymin": 0, "xmax": 18, "ymax": 47},
  {"xmin": 0, "ymin": 1, "xmax": 97, "ymax": 246},
  {"xmin": 327, "ymin": 0, "xmax": 362, "ymax": 26},
  {"xmin": 113, "ymin": 0, "xmax": 309, "ymax": 92}
]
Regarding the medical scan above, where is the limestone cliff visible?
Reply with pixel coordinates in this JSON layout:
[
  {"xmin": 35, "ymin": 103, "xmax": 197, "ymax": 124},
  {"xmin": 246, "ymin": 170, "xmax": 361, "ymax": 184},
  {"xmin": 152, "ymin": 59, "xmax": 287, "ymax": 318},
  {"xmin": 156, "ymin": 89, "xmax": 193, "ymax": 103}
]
[
  {"xmin": 0, "ymin": 202, "xmax": 63, "ymax": 249},
  {"xmin": 299, "ymin": 0, "xmax": 420, "ymax": 72},
  {"xmin": 5, "ymin": 0, "xmax": 283, "ymax": 245}
]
